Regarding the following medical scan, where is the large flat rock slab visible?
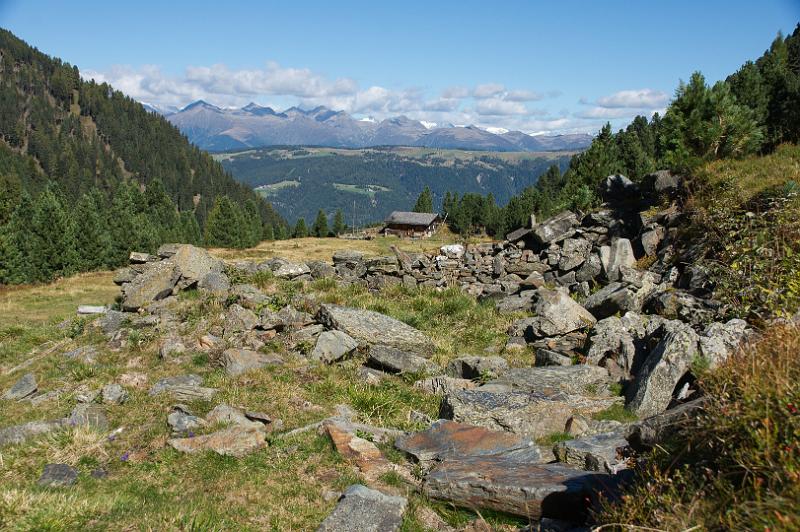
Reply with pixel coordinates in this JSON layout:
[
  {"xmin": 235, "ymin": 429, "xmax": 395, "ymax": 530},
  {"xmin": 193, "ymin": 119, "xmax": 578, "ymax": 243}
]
[
  {"xmin": 317, "ymin": 304, "xmax": 434, "ymax": 355},
  {"xmin": 487, "ymin": 365, "xmax": 612, "ymax": 396},
  {"xmin": 424, "ymin": 456, "xmax": 610, "ymax": 520},
  {"xmin": 318, "ymin": 484, "xmax": 407, "ymax": 532},
  {"xmin": 169, "ymin": 425, "xmax": 267, "ymax": 457},
  {"xmin": 395, "ymin": 420, "xmax": 543, "ymax": 464}
]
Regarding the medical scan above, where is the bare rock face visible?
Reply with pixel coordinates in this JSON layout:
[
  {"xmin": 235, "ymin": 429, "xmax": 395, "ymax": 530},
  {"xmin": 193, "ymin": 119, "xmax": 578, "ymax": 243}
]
[
  {"xmin": 317, "ymin": 304, "xmax": 435, "ymax": 355},
  {"xmin": 121, "ymin": 260, "xmax": 180, "ymax": 311},
  {"xmin": 424, "ymin": 457, "xmax": 610, "ymax": 520},
  {"xmin": 171, "ymin": 244, "xmax": 224, "ymax": 285},
  {"xmin": 487, "ymin": 365, "xmax": 612, "ymax": 396},
  {"xmin": 317, "ymin": 484, "xmax": 407, "ymax": 532},
  {"xmin": 168, "ymin": 425, "xmax": 267, "ymax": 457},
  {"xmin": 414, "ymin": 376, "xmax": 477, "ymax": 395},
  {"xmin": 367, "ymin": 345, "xmax": 438, "ymax": 375},
  {"xmin": 553, "ymin": 431, "xmax": 630, "ymax": 473},
  {"xmin": 626, "ymin": 322, "xmax": 699, "ymax": 418}
]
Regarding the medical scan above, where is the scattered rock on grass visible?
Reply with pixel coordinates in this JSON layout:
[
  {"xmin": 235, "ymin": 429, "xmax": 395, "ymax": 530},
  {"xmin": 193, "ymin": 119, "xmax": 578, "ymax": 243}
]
[
  {"xmin": 3, "ymin": 373, "xmax": 37, "ymax": 401},
  {"xmin": 38, "ymin": 464, "xmax": 79, "ymax": 487},
  {"xmin": 317, "ymin": 484, "xmax": 407, "ymax": 532}
]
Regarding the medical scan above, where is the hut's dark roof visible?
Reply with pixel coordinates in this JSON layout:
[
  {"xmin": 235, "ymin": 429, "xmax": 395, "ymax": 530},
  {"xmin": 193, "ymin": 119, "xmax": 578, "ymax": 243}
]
[{"xmin": 384, "ymin": 211, "xmax": 440, "ymax": 226}]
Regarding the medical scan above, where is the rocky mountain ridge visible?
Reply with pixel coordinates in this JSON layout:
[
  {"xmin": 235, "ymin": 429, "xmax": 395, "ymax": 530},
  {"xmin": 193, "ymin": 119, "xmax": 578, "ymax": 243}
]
[{"xmin": 164, "ymin": 100, "xmax": 593, "ymax": 152}]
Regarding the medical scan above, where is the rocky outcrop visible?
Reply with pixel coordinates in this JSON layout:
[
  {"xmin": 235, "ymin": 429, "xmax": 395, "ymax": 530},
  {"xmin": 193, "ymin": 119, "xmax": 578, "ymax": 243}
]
[{"xmin": 318, "ymin": 485, "xmax": 407, "ymax": 532}]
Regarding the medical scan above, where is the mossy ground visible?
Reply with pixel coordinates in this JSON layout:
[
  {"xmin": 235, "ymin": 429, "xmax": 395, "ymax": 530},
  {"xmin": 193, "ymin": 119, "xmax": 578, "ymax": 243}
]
[{"xmin": 0, "ymin": 247, "xmax": 529, "ymax": 531}]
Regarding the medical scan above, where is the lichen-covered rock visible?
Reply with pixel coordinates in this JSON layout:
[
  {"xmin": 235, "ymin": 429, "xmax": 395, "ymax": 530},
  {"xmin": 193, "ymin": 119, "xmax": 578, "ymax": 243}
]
[
  {"xmin": 318, "ymin": 484, "xmax": 407, "ymax": 532},
  {"xmin": 169, "ymin": 425, "xmax": 267, "ymax": 457},
  {"xmin": 221, "ymin": 348, "xmax": 283, "ymax": 376},
  {"xmin": 3, "ymin": 373, "xmax": 37, "ymax": 401},
  {"xmin": 317, "ymin": 304, "xmax": 434, "ymax": 354},
  {"xmin": 121, "ymin": 260, "xmax": 180, "ymax": 311},
  {"xmin": 698, "ymin": 319, "xmax": 749, "ymax": 369},
  {"xmin": 532, "ymin": 211, "xmax": 578, "ymax": 245},
  {"xmin": 487, "ymin": 365, "xmax": 612, "ymax": 396},
  {"xmin": 553, "ymin": 431, "xmax": 630, "ymax": 473},
  {"xmin": 524, "ymin": 288, "xmax": 597, "ymax": 338},
  {"xmin": 311, "ymin": 330, "xmax": 359, "ymax": 363},
  {"xmin": 171, "ymin": 244, "xmax": 224, "ymax": 284},
  {"xmin": 446, "ymin": 356, "xmax": 508, "ymax": 380},
  {"xmin": 367, "ymin": 345, "xmax": 438, "ymax": 374}
]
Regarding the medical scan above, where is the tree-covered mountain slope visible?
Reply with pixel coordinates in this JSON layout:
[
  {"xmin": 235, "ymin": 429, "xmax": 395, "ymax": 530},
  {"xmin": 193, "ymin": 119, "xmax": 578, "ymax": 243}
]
[{"xmin": 0, "ymin": 29, "xmax": 287, "ymax": 284}]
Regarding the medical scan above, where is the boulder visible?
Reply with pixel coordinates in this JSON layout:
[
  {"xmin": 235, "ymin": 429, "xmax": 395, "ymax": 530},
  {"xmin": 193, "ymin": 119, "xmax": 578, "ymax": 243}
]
[
  {"xmin": 101, "ymin": 384, "xmax": 129, "ymax": 405},
  {"xmin": 495, "ymin": 292, "xmax": 535, "ymax": 313},
  {"xmin": 600, "ymin": 174, "xmax": 640, "ymax": 203},
  {"xmin": 585, "ymin": 314, "xmax": 642, "ymax": 376},
  {"xmin": 273, "ymin": 261, "xmax": 311, "ymax": 279},
  {"xmin": 0, "ymin": 419, "xmax": 66, "ymax": 447},
  {"xmin": 68, "ymin": 404, "xmax": 108, "ymax": 431},
  {"xmin": 167, "ymin": 405, "xmax": 205, "ymax": 435},
  {"xmin": 626, "ymin": 322, "xmax": 699, "ymax": 417},
  {"xmin": 424, "ymin": 457, "xmax": 610, "ymax": 520},
  {"xmin": 367, "ymin": 345, "xmax": 438, "ymax": 374},
  {"xmin": 171, "ymin": 244, "xmax": 224, "ymax": 284},
  {"xmin": 198, "ymin": 271, "xmax": 231, "ymax": 296},
  {"xmin": 604, "ymin": 239, "xmax": 635, "ymax": 281},
  {"xmin": 317, "ymin": 304, "xmax": 434, "ymax": 355},
  {"xmin": 535, "ymin": 349, "xmax": 573, "ymax": 367},
  {"xmin": 38, "ymin": 464, "xmax": 79, "ymax": 487},
  {"xmin": 532, "ymin": 211, "xmax": 578, "ymax": 245},
  {"xmin": 641, "ymin": 170, "xmax": 681, "ymax": 198},
  {"xmin": 575, "ymin": 253, "xmax": 603, "ymax": 283},
  {"xmin": 440, "ymin": 389, "xmax": 575, "ymax": 439},
  {"xmin": 129, "ymin": 251, "xmax": 158, "ymax": 264},
  {"xmin": 395, "ymin": 420, "xmax": 543, "ymax": 464},
  {"xmin": 169, "ymin": 425, "xmax": 267, "ymax": 457},
  {"xmin": 487, "ymin": 365, "xmax": 612, "ymax": 396},
  {"xmin": 524, "ymin": 288, "xmax": 596, "ymax": 338},
  {"xmin": 626, "ymin": 398, "xmax": 705, "ymax": 449},
  {"xmin": 148, "ymin": 374, "xmax": 203, "ymax": 395},
  {"xmin": 445, "ymin": 356, "xmax": 508, "ymax": 380},
  {"xmin": 414, "ymin": 376, "xmax": 477, "ymax": 395},
  {"xmin": 440, "ymin": 244, "xmax": 465, "ymax": 259},
  {"xmin": 583, "ymin": 282, "xmax": 638, "ymax": 320},
  {"xmin": 308, "ymin": 260, "xmax": 337, "ymax": 279},
  {"xmin": 317, "ymin": 484, "xmax": 407, "ymax": 532},
  {"xmin": 558, "ymin": 238, "xmax": 592, "ymax": 271},
  {"xmin": 698, "ymin": 319, "xmax": 749, "ymax": 369},
  {"xmin": 121, "ymin": 260, "xmax": 180, "ymax": 311},
  {"xmin": 324, "ymin": 422, "xmax": 392, "ymax": 479},
  {"xmin": 3, "ymin": 373, "xmax": 37, "ymax": 401},
  {"xmin": 221, "ymin": 348, "xmax": 283, "ymax": 376},
  {"xmin": 640, "ymin": 226, "xmax": 665, "ymax": 256},
  {"xmin": 553, "ymin": 431, "xmax": 630, "ymax": 473},
  {"xmin": 223, "ymin": 304, "xmax": 259, "ymax": 336},
  {"xmin": 311, "ymin": 330, "xmax": 360, "ymax": 363},
  {"xmin": 231, "ymin": 284, "xmax": 270, "ymax": 310},
  {"xmin": 644, "ymin": 290, "xmax": 718, "ymax": 326}
]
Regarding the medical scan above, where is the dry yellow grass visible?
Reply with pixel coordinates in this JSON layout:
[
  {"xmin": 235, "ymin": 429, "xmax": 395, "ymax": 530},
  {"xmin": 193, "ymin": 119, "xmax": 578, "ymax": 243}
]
[
  {"xmin": 0, "ymin": 271, "xmax": 118, "ymax": 328},
  {"xmin": 209, "ymin": 228, "xmax": 492, "ymax": 263}
]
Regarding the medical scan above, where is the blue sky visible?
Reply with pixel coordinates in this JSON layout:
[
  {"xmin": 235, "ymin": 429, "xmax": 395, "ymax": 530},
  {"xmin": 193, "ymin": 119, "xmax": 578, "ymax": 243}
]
[{"xmin": 1, "ymin": 0, "xmax": 798, "ymax": 134}]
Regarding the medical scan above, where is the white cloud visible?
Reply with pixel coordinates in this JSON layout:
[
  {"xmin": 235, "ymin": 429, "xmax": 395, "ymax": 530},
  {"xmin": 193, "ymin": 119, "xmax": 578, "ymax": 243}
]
[
  {"xmin": 473, "ymin": 83, "xmax": 505, "ymax": 99},
  {"xmin": 474, "ymin": 98, "xmax": 528, "ymax": 116},
  {"xmin": 422, "ymin": 98, "xmax": 461, "ymax": 112},
  {"xmin": 505, "ymin": 89, "xmax": 543, "ymax": 102},
  {"xmin": 594, "ymin": 89, "xmax": 669, "ymax": 109},
  {"xmin": 441, "ymin": 86, "xmax": 469, "ymax": 99}
]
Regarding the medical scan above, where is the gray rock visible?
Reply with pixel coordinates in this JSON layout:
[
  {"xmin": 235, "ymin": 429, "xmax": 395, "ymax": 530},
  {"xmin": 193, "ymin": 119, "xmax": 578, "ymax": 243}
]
[
  {"xmin": 101, "ymin": 384, "xmax": 129, "ymax": 405},
  {"xmin": 169, "ymin": 424, "xmax": 267, "ymax": 457},
  {"xmin": 273, "ymin": 261, "xmax": 311, "ymax": 279},
  {"xmin": 535, "ymin": 349, "xmax": 573, "ymax": 367},
  {"xmin": 317, "ymin": 484, "xmax": 407, "ymax": 532},
  {"xmin": 171, "ymin": 244, "xmax": 224, "ymax": 284},
  {"xmin": 0, "ymin": 419, "xmax": 66, "ymax": 447},
  {"xmin": 445, "ymin": 356, "xmax": 509, "ymax": 380},
  {"xmin": 149, "ymin": 374, "xmax": 204, "ymax": 395},
  {"xmin": 95, "ymin": 310, "xmax": 127, "ymax": 336},
  {"xmin": 600, "ymin": 174, "xmax": 639, "ymax": 202},
  {"xmin": 167, "ymin": 405, "xmax": 204, "ymax": 434},
  {"xmin": 583, "ymin": 282, "xmax": 637, "ymax": 320},
  {"xmin": 38, "ymin": 464, "xmax": 79, "ymax": 487},
  {"xmin": 396, "ymin": 420, "xmax": 543, "ymax": 464},
  {"xmin": 524, "ymin": 288, "xmax": 597, "ymax": 338},
  {"xmin": 575, "ymin": 253, "xmax": 602, "ymax": 283},
  {"xmin": 441, "ymin": 389, "xmax": 574, "ymax": 439},
  {"xmin": 64, "ymin": 346, "xmax": 99, "ymax": 364},
  {"xmin": 129, "ymin": 251, "xmax": 158, "ymax": 264},
  {"xmin": 532, "ymin": 211, "xmax": 578, "ymax": 245},
  {"xmin": 223, "ymin": 304, "xmax": 259, "ymax": 336},
  {"xmin": 626, "ymin": 322, "xmax": 699, "ymax": 417},
  {"xmin": 198, "ymin": 271, "xmax": 231, "ymax": 296},
  {"xmin": 414, "ymin": 376, "xmax": 477, "ymax": 395},
  {"xmin": 488, "ymin": 365, "xmax": 611, "ymax": 396},
  {"xmin": 121, "ymin": 260, "xmax": 180, "ymax": 311},
  {"xmin": 68, "ymin": 404, "xmax": 108, "ymax": 431},
  {"xmin": 317, "ymin": 304, "xmax": 434, "ymax": 355},
  {"xmin": 159, "ymin": 335, "xmax": 186, "ymax": 359},
  {"xmin": 332, "ymin": 249, "xmax": 365, "ymax": 264},
  {"xmin": 424, "ymin": 456, "xmax": 609, "ymax": 520},
  {"xmin": 231, "ymin": 284, "xmax": 270, "ymax": 310},
  {"xmin": 558, "ymin": 238, "xmax": 592, "ymax": 271},
  {"xmin": 698, "ymin": 319, "xmax": 749, "ymax": 369},
  {"xmin": 308, "ymin": 260, "xmax": 336, "ymax": 279},
  {"xmin": 367, "ymin": 345, "xmax": 438, "ymax": 375},
  {"xmin": 495, "ymin": 292, "xmax": 535, "ymax": 313},
  {"xmin": 643, "ymin": 290, "xmax": 718, "ymax": 326},
  {"xmin": 553, "ymin": 431, "xmax": 629, "ymax": 473},
  {"xmin": 221, "ymin": 348, "xmax": 283, "ymax": 376},
  {"xmin": 77, "ymin": 305, "xmax": 106, "ymax": 315},
  {"xmin": 586, "ymin": 315, "xmax": 639, "ymax": 376},
  {"xmin": 311, "ymin": 330, "xmax": 359, "ymax": 363},
  {"xmin": 640, "ymin": 226, "xmax": 665, "ymax": 256},
  {"xmin": 276, "ymin": 305, "xmax": 315, "ymax": 330},
  {"xmin": 604, "ymin": 239, "xmax": 635, "ymax": 281},
  {"xmin": 3, "ymin": 373, "xmax": 37, "ymax": 400},
  {"xmin": 641, "ymin": 170, "xmax": 681, "ymax": 197},
  {"xmin": 156, "ymin": 243, "xmax": 182, "ymax": 258},
  {"xmin": 626, "ymin": 398, "xmax": 705, "ymax": 449}
]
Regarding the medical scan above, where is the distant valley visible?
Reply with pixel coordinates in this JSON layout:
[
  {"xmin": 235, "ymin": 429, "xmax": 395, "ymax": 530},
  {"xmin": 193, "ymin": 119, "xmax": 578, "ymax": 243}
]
[
  {"xmin": 215, "ymin": 146, "xmax": 573, "ymax": 224},
  {"xmin": 162, "ymin": 101, "xmax": 593, "ymax": 153}
]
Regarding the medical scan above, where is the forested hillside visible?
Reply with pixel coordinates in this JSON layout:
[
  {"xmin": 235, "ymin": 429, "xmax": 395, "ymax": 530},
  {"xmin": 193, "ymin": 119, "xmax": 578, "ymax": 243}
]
[
  {"xmin": 441, "ymin": 24, "xmax": 800, "ymax": 238},
  {"xmin": 0, "ymin": 29, "xmax": 287, "ymax": 284},
  {"xmin": 219, "ymin": 146, "xmax": 572, "ymax": 225}
]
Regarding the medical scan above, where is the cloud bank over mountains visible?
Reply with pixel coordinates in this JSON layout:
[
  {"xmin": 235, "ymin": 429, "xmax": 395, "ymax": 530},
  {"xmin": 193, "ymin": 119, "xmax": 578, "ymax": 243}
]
[{"xmin": 84, "ymin": 61, "xmax": 668, "ymax": 135}]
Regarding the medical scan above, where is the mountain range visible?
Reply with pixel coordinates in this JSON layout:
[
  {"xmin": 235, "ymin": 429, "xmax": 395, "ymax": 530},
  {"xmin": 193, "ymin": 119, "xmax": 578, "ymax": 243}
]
[{"xmin": 159, "ymin": 101, "xmax": 593, "ymax": 152}]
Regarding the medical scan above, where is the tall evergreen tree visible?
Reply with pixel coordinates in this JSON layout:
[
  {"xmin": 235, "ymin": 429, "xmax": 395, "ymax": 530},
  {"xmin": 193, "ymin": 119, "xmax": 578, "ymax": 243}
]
[
  {"xmin": 263, "ymin": 224, "xmax": 275, "ymax": 241},
  {"xmin": 0, "ymin": 191, "xmax": 34, "ymax": 283},
  {"xmin": 312, "ymin": 209, "xmax": 329, "ymax": 237},
  {"xmin": 293, "ymin": 218, "xmax": 308, "ymax": 238},
  {"xmin": 413, "ymin": 186, "xmax": 434, "ymax": 213},
  {"xmin": 74, "ymin": 189, "xmax": 113, "ymax": 270},
  {"xmin": 332, "ymin": 209, "xmax": 345, "ymax": 236},
  {"xmin": 27, "ymin": 184, "xmax": 78, "ymax": 281},
  {"xmin": 205, "ymin": 195, "xmax": 248, "ymax": 248}
]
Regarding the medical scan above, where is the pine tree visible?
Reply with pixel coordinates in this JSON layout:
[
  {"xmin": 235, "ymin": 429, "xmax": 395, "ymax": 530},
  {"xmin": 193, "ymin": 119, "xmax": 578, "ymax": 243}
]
[
  {"xmin": 413, "ymin": 186, "xmax": 434, "ymax": 213},
  {"xmin": 332, "ymin": 209, "xmax": 345, "ymax": 236},
  {"xmin": 74, "ymin": 189, "xmax": 113, "ymax": 270},
  {"xmin": 274, "ymin": 224, "xmax": 287, "ymax": 240},
  {"xmin": 108, "ymin": 182, "xmax": 139, "ymax": 265},
  {"xmin": 294, "ymin": 218, "xmax": 308, "ymax": 238},
  {"xmin": 179, "ymin": 211, "xmax": 202, "ymax": 245},
  {"xmin": 263, "ymin": 224, "xmax": 275, "ymax": 241},
  {"xmin": 27, "ymin": 183, "xmax": 78, "ymax": 281},
  {"xmin": 312, "ymin": 209, "xmax": 329, "ymax": 237},
  {"xmin": 205, "ymin": 196, "xmax": 248, "ymax": 248},
  {"xmin": 0, "ymin": 191, "xmax": 34, "ymax": 283}
]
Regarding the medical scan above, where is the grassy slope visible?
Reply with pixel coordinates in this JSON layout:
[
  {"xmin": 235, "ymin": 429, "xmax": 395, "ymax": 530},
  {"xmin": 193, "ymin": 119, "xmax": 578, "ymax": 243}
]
[
  {"xmin": 0, "ymin": 236, "xmax": 528, "ymax": 530},
  {"xmin": 597, "ymin": 145, "xmax": 800, "ymax": 530}
]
